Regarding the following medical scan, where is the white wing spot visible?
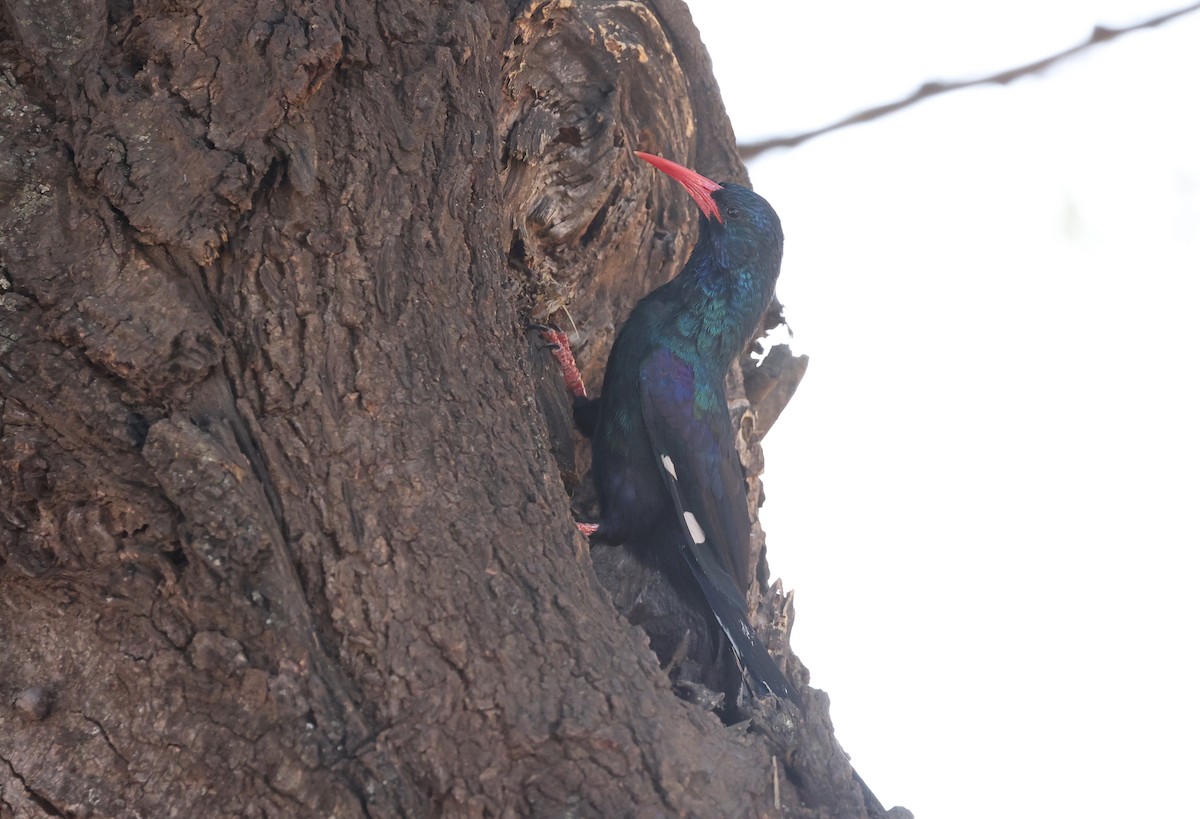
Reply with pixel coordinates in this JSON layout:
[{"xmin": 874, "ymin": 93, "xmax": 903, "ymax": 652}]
[
  {"xmin": 661, "ymin": 454, "xmax": 677, "ymax": 479},
  {"xmin": 683, "ymin": 511, "xmax": 706, "ymax": 544}
]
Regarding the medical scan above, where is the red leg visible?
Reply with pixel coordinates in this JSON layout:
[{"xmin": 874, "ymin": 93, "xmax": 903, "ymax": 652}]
[
  {"xmin": 535, "ymin": 325, "xmax": 587, "ymax": 399},
  {"xmin": 531, "ymin": 326, "xmax": 596, "ymax": 539}
]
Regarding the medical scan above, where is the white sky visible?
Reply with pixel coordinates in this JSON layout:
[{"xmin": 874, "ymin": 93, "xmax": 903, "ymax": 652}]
[{"xmin": 684, "ymin": 2, "xmax": 1200, "ymax": 817}]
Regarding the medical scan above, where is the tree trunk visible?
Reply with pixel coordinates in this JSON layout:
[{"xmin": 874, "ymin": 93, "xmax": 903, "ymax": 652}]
[{"xmin": 0, "ymin": 0, "xmax": 904, "ymax": 816}]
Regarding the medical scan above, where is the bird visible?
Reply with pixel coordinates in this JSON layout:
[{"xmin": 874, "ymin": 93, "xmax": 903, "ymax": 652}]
[{"xmin": 539, "ymin": 150, "xmax": 797, "ymax": 705}]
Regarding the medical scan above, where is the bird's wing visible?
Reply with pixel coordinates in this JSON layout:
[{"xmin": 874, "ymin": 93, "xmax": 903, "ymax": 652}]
[
  {"xmin": 638, "ymin": 346, "xmax": 752, "ymax": 613},
  {"xmin": 639, "ymin": 346, "xmax": 799, "ymax": 701}
]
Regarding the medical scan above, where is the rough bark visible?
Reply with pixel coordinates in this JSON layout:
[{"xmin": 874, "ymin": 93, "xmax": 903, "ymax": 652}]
[{"xmin": 0, "ymin": 0, "xmax": 905, "ymax": 816}]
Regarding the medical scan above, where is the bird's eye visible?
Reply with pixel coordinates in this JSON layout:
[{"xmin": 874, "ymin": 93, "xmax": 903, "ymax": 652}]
[{"xmin": 725, "ymin": 206, "xmax": 741, "ymax": 220}]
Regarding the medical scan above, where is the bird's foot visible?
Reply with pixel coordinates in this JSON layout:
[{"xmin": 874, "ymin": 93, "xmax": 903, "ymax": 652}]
[
  {"xmin": 576, "ymin": 521, "xmax": 599, "ymax": 536},
  {"xmin": 530, "ymin": 323, "xmax": 587, "ymax": 399}
]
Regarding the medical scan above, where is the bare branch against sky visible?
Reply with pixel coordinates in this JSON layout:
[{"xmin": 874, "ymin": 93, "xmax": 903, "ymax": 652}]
[{"xmin": 737, "ymin": 1, "xmax": 1200, "ymax": 160}]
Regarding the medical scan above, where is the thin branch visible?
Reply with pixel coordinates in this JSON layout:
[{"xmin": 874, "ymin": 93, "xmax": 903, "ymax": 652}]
[{"xmin": 738, "ymin": 2, "xmax": 1200, "ymax": 161}]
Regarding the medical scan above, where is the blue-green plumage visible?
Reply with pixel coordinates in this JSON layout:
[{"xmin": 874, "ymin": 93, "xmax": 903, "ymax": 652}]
[
  {"xmin": 567, "ymin": 153, "xmax": 796, "ymax": 704},
  {"xmin": 588, "ymin": 182, "xmax": 781, "ymax": 561}
]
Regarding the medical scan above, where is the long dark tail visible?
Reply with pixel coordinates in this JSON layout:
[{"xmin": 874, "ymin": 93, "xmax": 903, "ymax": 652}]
[
  {"xmin": 685, "ymin": 552, "xmax": 801, "ymax": 705},
  {"xmin": 684, "ymin": 545, "xmax": 889, "ymax": 816}
]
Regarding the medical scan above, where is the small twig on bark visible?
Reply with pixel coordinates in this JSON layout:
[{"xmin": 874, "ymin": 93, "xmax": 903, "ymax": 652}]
[{"xmin": 738, "ymin": 2, "xmax": 1200, "ymax": 160}]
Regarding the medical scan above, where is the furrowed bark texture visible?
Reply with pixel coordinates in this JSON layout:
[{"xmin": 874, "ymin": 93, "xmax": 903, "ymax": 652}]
[{"xmin": 0, "ymin": 0, "xmax": 904, "ymax": 816}]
